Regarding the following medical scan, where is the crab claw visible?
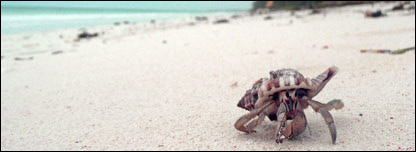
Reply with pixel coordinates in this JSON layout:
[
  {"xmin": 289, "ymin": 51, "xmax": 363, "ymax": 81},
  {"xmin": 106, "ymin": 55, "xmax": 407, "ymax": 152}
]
[{"xmin": 308, "ymin": 66, "xmax": 339, "ymax": 98}]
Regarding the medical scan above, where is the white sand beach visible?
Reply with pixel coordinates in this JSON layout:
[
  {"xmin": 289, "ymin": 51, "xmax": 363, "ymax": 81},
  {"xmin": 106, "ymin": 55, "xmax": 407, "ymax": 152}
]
[{"xmin": 1, "ymin": 2, "xmax": 415, "ymax": 150}]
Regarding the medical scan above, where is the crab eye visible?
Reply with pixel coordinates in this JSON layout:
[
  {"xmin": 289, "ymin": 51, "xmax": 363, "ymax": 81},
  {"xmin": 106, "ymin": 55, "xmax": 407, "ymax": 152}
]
[{"xmin": 285, "ymin": 91, "xmax": 290, "ymax": 98}]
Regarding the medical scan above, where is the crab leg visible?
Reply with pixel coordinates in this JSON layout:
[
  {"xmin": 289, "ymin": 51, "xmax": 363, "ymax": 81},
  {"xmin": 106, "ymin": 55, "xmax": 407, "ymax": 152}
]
[
  {"xmin": 247, "ymin": 111, "xmax": 266, "ymax": 130},
  {"xmin": 308, "ymin": 99, "xmax": 344, "ymax": 112},
  {"xmin": 247, "ymin": 101, "xmax": 278, "ymax": 129},
  {"xmin": 274, "ymin": 101, "xmax": 287, "ymax": 143},
  {"xmin": 234, "ymin": 101, "xmax": 274, "ymax": 133},
  {"xmin": 307, "ymin": 99, "xmax": 343, "ymax": 144},
  {"xmin": 275, "ymin": 91, "xmax": 291, "ymax": 143}
]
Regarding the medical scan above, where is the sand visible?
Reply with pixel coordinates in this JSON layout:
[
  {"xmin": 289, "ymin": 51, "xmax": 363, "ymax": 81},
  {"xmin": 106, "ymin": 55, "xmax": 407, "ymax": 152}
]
[{"xmin": 1, "ymin": 2, "xmax": 415, "ymax": 151}]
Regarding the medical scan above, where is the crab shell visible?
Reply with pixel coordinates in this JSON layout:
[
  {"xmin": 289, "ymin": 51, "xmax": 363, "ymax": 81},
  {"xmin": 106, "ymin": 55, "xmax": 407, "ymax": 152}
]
[{"xmin": 237, "ymin": 69, "xmax": 316, "ymax": 111}]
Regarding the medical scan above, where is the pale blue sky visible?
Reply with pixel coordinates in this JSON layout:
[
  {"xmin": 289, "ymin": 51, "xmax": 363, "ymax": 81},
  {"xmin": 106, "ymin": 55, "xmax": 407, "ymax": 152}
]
[{"xmin": 1, "ymin": 1, "xmax": 254, "ymax": 11}]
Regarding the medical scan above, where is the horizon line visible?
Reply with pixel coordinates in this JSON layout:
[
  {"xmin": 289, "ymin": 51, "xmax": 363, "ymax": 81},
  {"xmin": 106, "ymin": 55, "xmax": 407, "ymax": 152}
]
[{"xmin": 1, "ymin": 5, "xmax": 251, "ymax": 13}]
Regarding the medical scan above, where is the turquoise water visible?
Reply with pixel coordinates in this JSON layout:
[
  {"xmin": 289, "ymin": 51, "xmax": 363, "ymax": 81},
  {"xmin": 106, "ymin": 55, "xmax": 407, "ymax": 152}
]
[{"xmin": 1, "ymin": 2, "xmax": 252, "ymax": 35}]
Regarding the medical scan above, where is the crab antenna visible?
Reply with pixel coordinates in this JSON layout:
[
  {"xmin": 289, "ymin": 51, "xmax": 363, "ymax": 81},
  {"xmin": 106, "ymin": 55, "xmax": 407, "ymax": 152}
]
[
  {"xmin": 289, "ymin": 90, "xmax": 296, "ymax": 100},
  {"xmin": 279, "ymin": 91, "xmax": 287, "ymax": 103}
]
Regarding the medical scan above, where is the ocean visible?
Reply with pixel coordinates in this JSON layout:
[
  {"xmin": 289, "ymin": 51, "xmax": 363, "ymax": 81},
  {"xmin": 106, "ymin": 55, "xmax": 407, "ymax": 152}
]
[{"xmin": 1, "ymin": 2, "xmax": 251, "ymax": 35}]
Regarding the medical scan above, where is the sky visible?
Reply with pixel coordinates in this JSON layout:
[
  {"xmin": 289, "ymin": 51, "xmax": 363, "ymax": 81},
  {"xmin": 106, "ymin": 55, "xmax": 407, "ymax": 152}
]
[{"xmin": 1, "ymin": 1, "xmax": 254, "ymax": 11}]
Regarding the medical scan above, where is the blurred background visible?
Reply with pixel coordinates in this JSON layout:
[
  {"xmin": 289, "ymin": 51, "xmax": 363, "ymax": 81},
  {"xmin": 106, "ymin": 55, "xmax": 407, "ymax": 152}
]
[
  {"xmin": 3, "ymin": 1, "xmax": 412, "ymax": 35},
  {"xmin": 1, "ymin": 1, "xmax": 253, "ymax": 35}
]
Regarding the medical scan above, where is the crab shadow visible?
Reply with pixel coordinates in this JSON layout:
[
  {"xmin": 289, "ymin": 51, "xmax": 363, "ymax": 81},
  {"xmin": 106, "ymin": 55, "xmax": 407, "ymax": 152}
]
[{"xmin": 235, "ymin": 114, "xmax": 351, "ymax": 145}]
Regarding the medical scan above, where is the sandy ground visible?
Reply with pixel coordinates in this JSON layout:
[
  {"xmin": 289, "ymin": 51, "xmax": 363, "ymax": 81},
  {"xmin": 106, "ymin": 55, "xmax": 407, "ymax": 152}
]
[{"xmin": 1, "ymin": 2, "xmax": 415, "ymax": 151}]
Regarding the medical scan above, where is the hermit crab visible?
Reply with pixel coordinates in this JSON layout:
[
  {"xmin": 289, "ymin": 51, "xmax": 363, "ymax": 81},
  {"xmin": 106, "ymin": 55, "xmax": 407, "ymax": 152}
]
[{"xmin": 235, "ymin": 66, "xmax": 344, "ymax": 144}]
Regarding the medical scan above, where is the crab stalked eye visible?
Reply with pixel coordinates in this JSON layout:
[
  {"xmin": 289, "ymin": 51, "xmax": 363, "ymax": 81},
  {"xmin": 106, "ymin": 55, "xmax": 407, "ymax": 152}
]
[
  {"xmin": 269, "ymin": 71, "xmax": 277, "ymax": 79},
  {"xmin": 286, "ymin": 91, "xmax": 290, "ymax": 98}
]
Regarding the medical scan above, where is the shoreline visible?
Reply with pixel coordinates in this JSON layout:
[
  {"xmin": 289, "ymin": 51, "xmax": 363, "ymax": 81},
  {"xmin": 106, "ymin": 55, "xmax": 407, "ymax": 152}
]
[
  {"xmin": 1, "ymin": 11, "xmax": 250, "ymax": 57},
  {"xmin": 0, "ymin": 10, "xmax": 246, "ymax": 36}
]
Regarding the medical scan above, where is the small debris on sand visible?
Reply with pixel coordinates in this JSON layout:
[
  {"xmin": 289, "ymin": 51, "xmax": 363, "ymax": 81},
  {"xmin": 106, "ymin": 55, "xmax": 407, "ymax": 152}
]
[
  {"xmin": 360, "ymin": 49, "xmax": 390, "ymax": 54},
  {"xmin": 392, "ymin": 3, "xmax": 405, "ymax": 11},
  {"xmin": 264, "ymin": 16, "xmax": 273, "ymax": 20},
  {"xmin": 22, "ymin": 43, "xmax": 39, "ymax": 49},
  {"xmin": 391, "ymin": 47, "xmax": 415, "ymax": 54},
  {"xmin": 14, "ymin": 57, "xmax": 34, "ymax": 61},
  {"xmin": 322, "ymin": 45, "xmax": 329, "ymax": 49},
  {"xmin": 267, "ymin": 50, "xmax": 274, "ymax": 54},
  {"xmin": 213, "ymin": 19, "xmax": 229, "ymax": 24},
  {"xmin": 309, "ymin": 9, "xmax": 321, "ymax": 15},
  {"xmin": 76, "ymin": 32, "xmax": 99, "ymax": 41},
  {"xmin": 365, "ymin": 10, "xmax": 386, "ymax": 18},
  {"xmin": 195, "ymin": 16, "xmax": 208, "ymax": 21},
  {"xmin": 360, "ymin": 47, "xmax": 414, "ymax": 54},
  {"xmin": 230, "ymin": 82, "xmax": 238, "ymax": 88},
  {"xmin": 231, "ymin": 15, "xmax": 241, "ymax": 19},
  {"xmin": 359, "ymin": 113, "xmax": 363, "ymax": 116},
  {"xmin": 51, "ymin": 50, "xmax": 64, "ymax": 55}
]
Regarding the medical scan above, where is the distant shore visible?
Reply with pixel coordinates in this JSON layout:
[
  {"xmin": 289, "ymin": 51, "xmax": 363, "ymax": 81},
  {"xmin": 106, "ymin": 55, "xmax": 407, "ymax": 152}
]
[
  {"xmin": 1, "ymin": 10, "xmax": 247, "ymax": 55},
  {"xmin": 1, "ymin": 5, "xmax": 248, "ymax": 36}
]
